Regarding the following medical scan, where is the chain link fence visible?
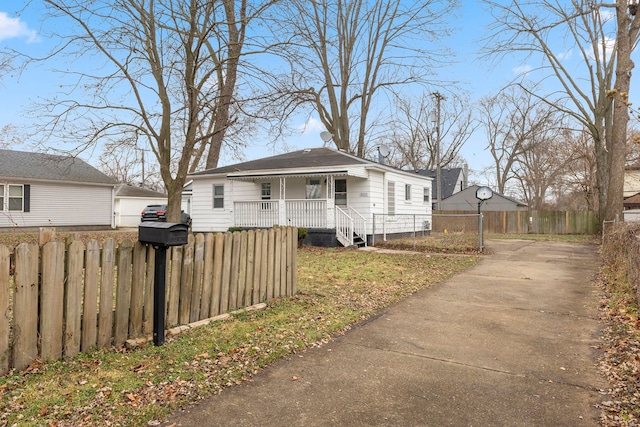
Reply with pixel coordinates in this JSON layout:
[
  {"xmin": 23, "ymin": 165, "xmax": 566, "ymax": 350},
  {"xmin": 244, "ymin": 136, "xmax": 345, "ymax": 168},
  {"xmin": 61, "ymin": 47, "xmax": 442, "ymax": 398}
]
[{"xmin": 372, "ymin": 213, "xmax": 485, "ymax": 251}]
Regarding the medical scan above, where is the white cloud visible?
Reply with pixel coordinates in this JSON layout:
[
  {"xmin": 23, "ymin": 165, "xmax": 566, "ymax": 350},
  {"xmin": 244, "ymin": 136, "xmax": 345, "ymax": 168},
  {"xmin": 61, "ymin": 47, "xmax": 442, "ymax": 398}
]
[
  {"xmin": 296, "ymin": 117, "xmax": 326, "ymax": 134},
  {"xmin": 557, "ymin": 49, "xmax": 573, "ymax": 61},
  {"xmin": 0, "ymin": 12, "xmax": 38, "ymax": 43},
  {"xmin": 512, "ymin": 64, "xmax": 533, "ymax": 76}
]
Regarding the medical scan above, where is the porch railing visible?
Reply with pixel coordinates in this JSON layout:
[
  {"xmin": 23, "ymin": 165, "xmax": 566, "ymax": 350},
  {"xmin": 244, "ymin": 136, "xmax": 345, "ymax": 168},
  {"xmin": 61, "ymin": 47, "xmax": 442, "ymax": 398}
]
[
  {"xmin": 335, "ymin": 206, "xmax": 367, "ymax": 247},
  {"xmin": 234, "ymin": 199, "xmax": 327, "ymax": 229}
]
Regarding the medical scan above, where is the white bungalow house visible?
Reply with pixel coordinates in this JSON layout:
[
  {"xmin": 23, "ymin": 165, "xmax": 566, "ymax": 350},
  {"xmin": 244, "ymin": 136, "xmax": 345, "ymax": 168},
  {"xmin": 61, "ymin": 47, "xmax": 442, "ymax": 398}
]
[{"xmin": 187, "ymin": 147, "xmax": 433, "ymax": 247}]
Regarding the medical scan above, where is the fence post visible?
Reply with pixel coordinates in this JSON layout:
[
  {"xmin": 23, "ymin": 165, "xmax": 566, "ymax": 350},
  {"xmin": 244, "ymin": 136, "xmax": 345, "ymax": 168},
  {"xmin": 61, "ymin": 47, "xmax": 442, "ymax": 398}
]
[
  {"xmin": 372, "ymin": 213, "xmax": 376, "ymax": 246},
  {"xmin": 479, "ymin": 213, "xmax": 484, "ymax": 252}
]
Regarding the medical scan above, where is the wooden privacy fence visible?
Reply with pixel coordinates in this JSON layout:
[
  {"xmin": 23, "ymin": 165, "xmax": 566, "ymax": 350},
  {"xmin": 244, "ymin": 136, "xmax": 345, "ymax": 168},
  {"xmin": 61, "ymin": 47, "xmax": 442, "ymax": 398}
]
[
  {"xmin": 434, "ymin": 210, "xmax": 599, "ymax": 235},
  {"xmin": 0, "ymin": 227, "xmax": 298, "ymax": 375}
]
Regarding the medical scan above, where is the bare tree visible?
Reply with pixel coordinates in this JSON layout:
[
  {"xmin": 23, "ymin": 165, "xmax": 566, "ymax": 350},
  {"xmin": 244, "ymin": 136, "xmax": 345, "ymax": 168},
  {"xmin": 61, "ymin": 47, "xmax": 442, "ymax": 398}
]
[
  {"xmin": 267, "ymin": 0, "xmax": 456, "ymax": 157},
  {"xmin": 552, "ymin": 128, "xmax": 598, "ymax": 211},
  {"xmin": 482, "ymin": 0, "xmax": 640, "ymax": 222},
  {"xmin": 386, "ymin": 93, "xmax": 476, "ymax": 170},
  {"xmin": 19, "ymin": 0, "xmax": 272, "ymax": 221},
  {"xmin": 479, "ymin": 85, "xmax": 560, "ymax": 195}
]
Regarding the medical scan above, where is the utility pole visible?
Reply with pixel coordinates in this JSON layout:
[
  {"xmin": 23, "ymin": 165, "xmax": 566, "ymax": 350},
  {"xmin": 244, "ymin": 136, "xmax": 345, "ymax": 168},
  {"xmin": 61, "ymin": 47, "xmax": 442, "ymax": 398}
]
[{"xmin": 432, "ymin": 92, "xmax": 444, "ymax": 210}]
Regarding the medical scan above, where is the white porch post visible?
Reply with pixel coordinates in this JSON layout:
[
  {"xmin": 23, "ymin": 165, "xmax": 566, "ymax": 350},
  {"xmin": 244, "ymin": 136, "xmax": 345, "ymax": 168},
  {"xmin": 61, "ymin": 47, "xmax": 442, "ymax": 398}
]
[
  {"xmin": 327, "ymin": 175, "xmax": 335, "ymax": 229},
  {"xmin": 279, "ymin": 177, "xmax": 287, "ymax": 226}
]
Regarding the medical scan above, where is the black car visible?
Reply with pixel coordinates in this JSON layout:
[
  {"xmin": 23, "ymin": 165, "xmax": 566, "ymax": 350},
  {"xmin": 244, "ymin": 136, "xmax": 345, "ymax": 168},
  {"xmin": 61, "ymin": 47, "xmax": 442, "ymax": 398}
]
[{"xmin": 141, "ymin": 204, "xmax": 192, "ymax": 227}]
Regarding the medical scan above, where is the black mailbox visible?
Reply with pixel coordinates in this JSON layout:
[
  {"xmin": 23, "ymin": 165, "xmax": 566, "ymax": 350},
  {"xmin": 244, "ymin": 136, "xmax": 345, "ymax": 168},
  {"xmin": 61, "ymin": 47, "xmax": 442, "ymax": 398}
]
[{"xmin": 138, "ymin": 222, "xmax": 189, "ymax": 247}]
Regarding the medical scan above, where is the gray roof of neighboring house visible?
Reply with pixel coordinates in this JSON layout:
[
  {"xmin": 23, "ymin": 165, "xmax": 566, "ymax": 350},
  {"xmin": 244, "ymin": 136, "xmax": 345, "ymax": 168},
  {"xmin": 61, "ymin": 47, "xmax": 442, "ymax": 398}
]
[
  {"xmin": 115, "ymin": 184, "xmax": 166, "ymax": 198},
  {"xmin": 189, "ymin": 147, "xmax": 371, "ymax": 176},
  {"xmin": 412, "ymin": 168, "xmax": 464, "ymax": 199},
  {"xmin": 0, "ymin": 149, "xmax": 116, "ymax": 185}
]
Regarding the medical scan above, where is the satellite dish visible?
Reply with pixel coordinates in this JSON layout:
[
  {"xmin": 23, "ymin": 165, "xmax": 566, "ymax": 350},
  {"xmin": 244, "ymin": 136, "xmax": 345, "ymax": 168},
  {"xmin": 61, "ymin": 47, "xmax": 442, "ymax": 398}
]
[
  {"xmin": 320, "ymin": 131, "xmax": 333, "ymax": 142},
  {"xmin": 378, "ymin": 144, "xmax": 390, "ymax": 157}
]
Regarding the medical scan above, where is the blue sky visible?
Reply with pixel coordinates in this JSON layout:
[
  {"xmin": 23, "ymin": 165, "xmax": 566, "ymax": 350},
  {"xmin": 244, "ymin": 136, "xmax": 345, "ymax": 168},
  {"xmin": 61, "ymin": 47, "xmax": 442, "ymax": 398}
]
[{"xmin": 0, "ymin": 2, "xmax": 623, "ymax": 186}]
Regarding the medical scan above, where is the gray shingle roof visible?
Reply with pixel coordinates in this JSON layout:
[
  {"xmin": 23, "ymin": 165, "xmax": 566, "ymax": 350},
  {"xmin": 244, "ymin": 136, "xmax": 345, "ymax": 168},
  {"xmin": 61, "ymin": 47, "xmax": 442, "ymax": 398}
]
[
  {"xmin": 0, "ymin": 149, "xmax": 116, "ymax": 185},
  {"xmin": 189, "ymin": 147, "xmax": 370, "ymax": 176},
  {"xmin": 115, "ymin": 184, "xmax": 166, "ymax": 198},
  {"xmin": 412, "ymin": 168, "xmax": 464, "ymax": 199}
]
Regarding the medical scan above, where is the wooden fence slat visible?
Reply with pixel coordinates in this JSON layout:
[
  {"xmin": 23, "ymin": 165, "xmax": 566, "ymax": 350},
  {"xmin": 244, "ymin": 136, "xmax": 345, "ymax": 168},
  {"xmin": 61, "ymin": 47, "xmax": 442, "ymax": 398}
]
[
  {"xmin": 229, "ymin": 232, "xmax": 241, "ymax": 309},
  {"xmin": 288, "ymin": 227, "xmax": 296, "ymax": 296},
  {"xmin": 278, "ymin": 228, "xmax": 287, "ymax": 296},
  {"xmin": 98, "ymin": 239, "xmax": 116, "ymax": 348},
  {"xmin": 13, "ymin": 243, "xmax": 39, "ymax": 371},
  {"xmin": 129, "ymin": 242, "xmax": 147, "ymax": 338},
  {"xmin": 190, "ymin": 234, "xmax": 205, "ymax": 323},
  {"xmin": 200, "ymin": 233, "xmax": 215, "ymax": 318},
  {"xmin": 251, "ymin": 230, "xmax": 261, "ymax": 305},
  {"xmin": 211, "ymin": 233, "xmax": 225, "ymax": 316},
  {"xmin": 114, "ymin": 240, "xmax": 133, "ymax": 347},
  {"xmin": 238, "ymin": 231, "xmax": 249, "ymax": 307},
  {"xmin": 220, "ymin": 232, "xmax": 233, "ymax": 313},
  {"xmin": 267, "ymin": 229, "xmax": 275, "ymax": 299},
  {"xmin": 179, "ymin": 237, "xmax": 195, "ymax": 325},
  {"xmin": 65, "ymin": 241, "xmax": 84, "ymax": 358},
  {"xmin": 41, "ymin": 242, "xmax": 65, "ymax": 361},
  {"xmin": 274, "ymin": 228, "xmax": 282, "ymax": 297},
  {"xmin": 259, "ymin": 230, "xmax": 268, "ymax": 302},
  {"xmin": 167, "ymin": 246, "xmax": 183, "ymax": 327},
  {"xmin": 0, "ymin": 245, "xmax": 10, "ymax": 375},
  {"xmin": 82, "ymin": 240, "xmax": 100, "ymax": 351},
  {"xmin": 142, "ymin": 245, "xmax": 155, "ymax": 335}
]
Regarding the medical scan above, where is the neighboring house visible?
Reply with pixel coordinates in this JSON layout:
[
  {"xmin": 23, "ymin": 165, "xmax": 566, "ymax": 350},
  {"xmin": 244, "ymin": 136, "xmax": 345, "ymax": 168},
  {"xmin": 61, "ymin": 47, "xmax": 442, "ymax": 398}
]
[
  {"xmin": 412, "ymin": 166, "xmax": 468, "ymax": 209},
  {"xmin": 0, "ymin": 149, "xmax": 117, "ymax": 229},
  {"xmin": 439, "ymin": 185, "xmax": 528, "ymax": 212},
  {"xmin": 187, "ymin": 147, "xmax": 433, "ymax": 246},
  {"xmin": 625, "ymin": 164, "xmax": 640, "ymax": 198},
  {"xmin": 182, "ymin": 180, "xmax": 193, "ymax": 215},
  {"xmin": 114, "ymin": 184, "xmax": 167, "ymax": 227}
]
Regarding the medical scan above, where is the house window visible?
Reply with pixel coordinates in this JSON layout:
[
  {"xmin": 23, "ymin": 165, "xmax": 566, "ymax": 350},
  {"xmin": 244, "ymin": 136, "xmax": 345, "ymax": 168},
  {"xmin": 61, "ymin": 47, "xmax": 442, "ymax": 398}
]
[
  {"xmin": 306, "ymin": 178, "xmax": 321, "ymax": 199},
  {"xmin": 387, "ymin": 181, "xmax": 395, "ymax": 216},
  {"xmin": 213, "ymin": 185, "xmax": 224, "ymax": 209},
  {"xmin": 261, "ymin": 182, "xmax": 271, "ymax": 200},
  {"xmin": 405, "ymin": 184, "xmax": 411, "ymax": 201},
  {"xmin": 423, "ymin": 187, "xmax": 430, "ymax": 203},
  {"xmin": 0, "ymin": 184, "xmax": 30, "ymax": 212},
  {"xmin": 335, "ymin": 179, "xmax": 347, "ymax": 206}
]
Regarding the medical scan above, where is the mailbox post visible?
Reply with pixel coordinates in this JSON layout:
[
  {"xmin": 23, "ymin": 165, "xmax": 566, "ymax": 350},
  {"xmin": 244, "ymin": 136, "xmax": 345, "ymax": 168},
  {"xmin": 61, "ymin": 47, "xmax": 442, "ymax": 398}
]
[{"xmin": 138, "ymin": 222, "xmax": 189, "ymax": 346}]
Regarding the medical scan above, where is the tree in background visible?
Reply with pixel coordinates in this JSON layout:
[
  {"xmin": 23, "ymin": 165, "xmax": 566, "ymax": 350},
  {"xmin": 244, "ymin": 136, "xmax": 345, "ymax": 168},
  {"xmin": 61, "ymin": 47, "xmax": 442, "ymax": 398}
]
[
  {"xmin": 482, "ymin": 0, "xmax": 640, "ymax": 222},
  {"xmin": 16, "ymin": 0, "xmax": 272, "ymax": 222},
  {"xmin": 479, "ymin": 85, "xmax": 560, "ymax": 196},
  {"xmin": 385, "ymin": 93, "xmax": 476, "ymax": 170},
  {"xmin": 267, "ymin": 0, "xmax": 456, "ymax": 157}
]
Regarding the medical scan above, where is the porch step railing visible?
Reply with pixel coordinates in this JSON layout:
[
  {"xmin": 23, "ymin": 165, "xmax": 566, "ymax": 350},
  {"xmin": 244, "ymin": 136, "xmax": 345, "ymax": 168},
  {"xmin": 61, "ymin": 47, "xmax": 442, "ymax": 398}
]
[{"xmin": 335, "ymin": 206, "xmax": 367, "ymax": 247}]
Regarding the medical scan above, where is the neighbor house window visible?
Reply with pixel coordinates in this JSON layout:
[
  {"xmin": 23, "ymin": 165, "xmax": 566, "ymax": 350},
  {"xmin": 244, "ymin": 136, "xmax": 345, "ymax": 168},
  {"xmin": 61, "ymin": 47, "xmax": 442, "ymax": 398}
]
[
  {"xmin": 405, "ymin": 184, "xmax": 411, "ymax": 201},
  {"xmin": 335, "ymin": 179, "xmax": 347, "ymax": 206},
  {"xmin": 213, "ymin": 185, "xmax": 224, "ymax": 209},
  {"xmin": 0, "ymin": 184, "xmax": 29, "ymax": 212},
  {"xmin": 423, "ymin": 187, "xmax": 430, "ymax": 203},
  {"xmin": 306, "ymin": 179, "xmax": 321, "ymax": 199},
  {"xmin": 261, "ymin": 182, "xmax": 271, "ymax": 200},
  {"xmin": 387, "ymin": 181, "xmax": 395, "ymax": 216}
]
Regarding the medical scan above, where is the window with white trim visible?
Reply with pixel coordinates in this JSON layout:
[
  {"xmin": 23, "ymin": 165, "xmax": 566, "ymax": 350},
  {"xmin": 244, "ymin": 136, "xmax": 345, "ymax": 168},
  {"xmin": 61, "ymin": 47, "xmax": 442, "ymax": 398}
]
[
  {"xmin": 0, "ymin": 184, "xmax": 28, "ymax": 212},
  {"xmin": 306, "ymin": 178, "xmax": 321, "ymax": 199},
  {"xmin": 261, "ymin": 182, "xmax": 271, "ymax": 200},
  {"xmin": 405, "ymin": 184, "xmax": 411, "ymax": 201},
  {"xmin": 423, "ymin": 187, "xmax": 430, "ymax": 203},
  {"xmin": 213, "ymin": 185, "xmax": 224, "ymax": 209}
]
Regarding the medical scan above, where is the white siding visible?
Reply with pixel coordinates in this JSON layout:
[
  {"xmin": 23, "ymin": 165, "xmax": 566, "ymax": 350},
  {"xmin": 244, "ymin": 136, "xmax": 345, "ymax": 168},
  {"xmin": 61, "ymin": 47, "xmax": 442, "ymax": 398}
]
[
  {"xmin": 0, "ymin": 181, "xmax": 113, "ymax": 228},
  {"xmin": 115, "ymin": 196, "xmax": 167, "ymax": 227}
]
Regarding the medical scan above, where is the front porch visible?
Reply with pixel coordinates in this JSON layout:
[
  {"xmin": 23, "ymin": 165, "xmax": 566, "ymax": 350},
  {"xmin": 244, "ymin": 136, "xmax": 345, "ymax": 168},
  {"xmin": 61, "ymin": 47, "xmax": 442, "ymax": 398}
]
[{"xmin": 233, "ymin": 199, "xmax": 366, "ymax": 247}]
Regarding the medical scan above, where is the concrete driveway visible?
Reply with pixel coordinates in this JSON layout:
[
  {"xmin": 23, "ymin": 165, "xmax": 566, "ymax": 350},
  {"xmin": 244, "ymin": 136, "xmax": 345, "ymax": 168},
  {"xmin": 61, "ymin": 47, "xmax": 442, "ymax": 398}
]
[{"xmin": 165, "ymin": 239, "xmax": 606, "ymax": 426}]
